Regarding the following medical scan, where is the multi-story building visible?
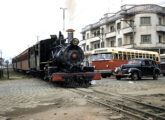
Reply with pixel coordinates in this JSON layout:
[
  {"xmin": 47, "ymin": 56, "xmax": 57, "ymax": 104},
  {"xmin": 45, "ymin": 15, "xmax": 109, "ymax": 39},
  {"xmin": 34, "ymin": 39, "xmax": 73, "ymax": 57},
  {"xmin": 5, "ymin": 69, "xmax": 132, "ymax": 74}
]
[{"xmin": 80, "ymin": 4, "xmax": 165, "ymax": 63}]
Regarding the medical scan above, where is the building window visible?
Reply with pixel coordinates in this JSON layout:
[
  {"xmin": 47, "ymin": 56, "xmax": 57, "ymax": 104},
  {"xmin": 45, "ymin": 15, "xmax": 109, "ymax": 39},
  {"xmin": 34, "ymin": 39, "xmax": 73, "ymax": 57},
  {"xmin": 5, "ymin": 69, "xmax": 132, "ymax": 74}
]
[
  {"xmin": 97, "ymin": 43, "xmax": 100, "ymax": 48},
  {"xmin": 94, "ymin": 42, "xmax": 100, "ymax": 49},
  {"xmin": 159, "ymin": 35, "xmax": 162, "ymax": 43},
  {"xmin": 159, "ymin": 17, "xmax": 162, "ymax": 25},
  {"xmin": 117, "ymin": 22, "xmax": 121, "ymax": 30},
  {"xmin": 83, "ymin": 46, "xmax": 85, "ymax": 51},
  {"xmin": 83, "ymin": 35, "xmax": 85, "ymax": 40},
  {"xmin": 100, "ymin": 28, "xmax": 104, "ymax": 36},
  {"xmin": 130, "ymin": 35, "xmax": 133, "ymax": 44},
  {"xmin": 101, "ymin": 41, "xmax": 104, "ymax": 48},
  {"xmin": 118, "ymin": 38, "xmax": 122, "ymax": 46},
  {"xmin": 130, "ymin": 20, "xmax": 134, "ymax": 27},
  {"xmin": 110, "ymin": 26, "xmax": 114, "ymax": 32},
  {"xmin": 86, "ymin": 45, "xmax": 89, "ymax": 51},
  {"xmin": 96, "ymin": 31, "xmax": 100, "ymax": 36},
  {"xmin": 94, "ymin": 31, "xmax": 97, "ymax": 37},
  {"xmin": 141, "ymin": 35, "xmax": 151, "ymax": 43},
  {"xmin": 110, "ymin": 40, "xmax": 115, "ymax": 47},
  {"xmin": 87, "ymin": 33, "xmax": 89, "ymax": 39},
  {"xmin": 94, "ymin": 44, "xmax": 96, "ymax": 49},
  {"xmin": 140, "ymin": 17, "xmax": 151, "ymax": 25}
]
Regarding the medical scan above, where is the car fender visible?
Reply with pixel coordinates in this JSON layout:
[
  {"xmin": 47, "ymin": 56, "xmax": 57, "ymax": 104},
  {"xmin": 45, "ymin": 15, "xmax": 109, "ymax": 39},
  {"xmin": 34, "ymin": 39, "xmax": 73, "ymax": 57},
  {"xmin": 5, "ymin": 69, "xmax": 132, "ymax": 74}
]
[{"xmin": 153, "ymin": 68, "xmax": 161, "ymax": 75}]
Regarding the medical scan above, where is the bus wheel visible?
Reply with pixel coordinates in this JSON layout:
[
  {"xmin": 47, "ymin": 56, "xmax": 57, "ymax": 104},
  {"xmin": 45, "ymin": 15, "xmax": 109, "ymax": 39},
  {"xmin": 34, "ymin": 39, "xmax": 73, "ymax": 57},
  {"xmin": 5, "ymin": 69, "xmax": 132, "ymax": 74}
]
[
  {"xmin": 131, "ymin": 72, "xmax": 139, "ymax": 81},
  {"xmin": 101, "ymin": 74, "xmax": 107, "ymax": 78},
  {"xmin": 116, "ymin": 76, "xmax": 121, "ymax": 80}
]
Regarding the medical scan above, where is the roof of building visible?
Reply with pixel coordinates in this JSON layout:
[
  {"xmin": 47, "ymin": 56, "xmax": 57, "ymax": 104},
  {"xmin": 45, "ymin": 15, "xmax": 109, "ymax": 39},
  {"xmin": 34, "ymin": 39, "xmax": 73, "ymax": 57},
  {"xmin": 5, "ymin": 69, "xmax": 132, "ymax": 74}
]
[{"xmin": 81, "ymin": 4, "xmax": 165, "ymax": 33}]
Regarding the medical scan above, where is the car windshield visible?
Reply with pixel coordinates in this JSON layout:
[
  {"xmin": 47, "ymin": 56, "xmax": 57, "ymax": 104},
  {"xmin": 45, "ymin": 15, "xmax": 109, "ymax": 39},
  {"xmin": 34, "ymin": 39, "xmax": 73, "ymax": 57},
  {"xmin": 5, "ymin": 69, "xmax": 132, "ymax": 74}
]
[
  {"xmin": 128, "ymin": 59, "xmax": 141, "ymax": 64},
  {"xmin": 92, "ymin": 53, "xmax": 112, "ymax": 61}
]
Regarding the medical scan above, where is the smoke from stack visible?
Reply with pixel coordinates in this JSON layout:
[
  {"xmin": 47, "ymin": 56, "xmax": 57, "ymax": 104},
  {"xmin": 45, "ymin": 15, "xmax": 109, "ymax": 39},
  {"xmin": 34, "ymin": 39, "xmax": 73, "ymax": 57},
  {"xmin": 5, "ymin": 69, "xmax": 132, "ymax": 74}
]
[{"xmin": 65, "ymin": 0, "xmax": 76, "ymax": 28}]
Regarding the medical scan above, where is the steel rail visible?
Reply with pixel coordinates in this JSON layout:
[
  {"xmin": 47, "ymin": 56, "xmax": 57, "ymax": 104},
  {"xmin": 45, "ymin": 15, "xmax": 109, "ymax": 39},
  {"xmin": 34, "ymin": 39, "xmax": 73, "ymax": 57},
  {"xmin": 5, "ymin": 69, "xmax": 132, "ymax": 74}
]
[
  {"xmin": 74, "ymin": 89, "xmax": 165, "ymax": 120},
  {"xmin": 93, "ymin": 89, "xmax": 165, "ymax": 111},
  {"xmin": 78, "ymin": 89, "xmax": 165, "ymax": 120},
  {"xmin": 71, "ymin": 89, "xmax": 148, "ymax": 120}
]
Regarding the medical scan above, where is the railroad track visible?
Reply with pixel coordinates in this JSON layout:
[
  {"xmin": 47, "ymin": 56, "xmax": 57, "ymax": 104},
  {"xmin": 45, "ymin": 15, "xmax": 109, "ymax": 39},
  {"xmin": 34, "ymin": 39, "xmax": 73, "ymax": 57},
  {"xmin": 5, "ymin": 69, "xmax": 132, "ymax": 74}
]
[{"xmin": 70, "ymin": 88, "xmax": 165, "ymax": 120}]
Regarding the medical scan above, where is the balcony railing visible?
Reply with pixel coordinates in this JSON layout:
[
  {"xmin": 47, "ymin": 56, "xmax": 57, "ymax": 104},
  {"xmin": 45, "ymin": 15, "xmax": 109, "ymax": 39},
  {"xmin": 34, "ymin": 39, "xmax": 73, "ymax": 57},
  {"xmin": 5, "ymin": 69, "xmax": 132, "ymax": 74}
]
[
  {"xmin": 122, "ymin": 26, "xmax": 136, "ymax": 34},
  {"xmin": 156, "ymin": 25, "xmax": 165, "ymax": 32},
  {"xmin": 106, "ymin": 32, "xmax": 116, "ymax": 38}
]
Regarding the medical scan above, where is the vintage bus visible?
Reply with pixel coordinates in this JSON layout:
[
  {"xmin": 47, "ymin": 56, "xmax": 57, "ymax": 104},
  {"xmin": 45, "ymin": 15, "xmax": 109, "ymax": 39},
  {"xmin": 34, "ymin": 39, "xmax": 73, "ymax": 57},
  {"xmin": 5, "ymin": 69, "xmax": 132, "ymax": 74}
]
[
  {"xmin": 160, "ymin": 54, "xmax": 165, "ymax": 76},
  {"xmin": 91, "ymin": 47, "xmax": 160, "ymax": 78}
]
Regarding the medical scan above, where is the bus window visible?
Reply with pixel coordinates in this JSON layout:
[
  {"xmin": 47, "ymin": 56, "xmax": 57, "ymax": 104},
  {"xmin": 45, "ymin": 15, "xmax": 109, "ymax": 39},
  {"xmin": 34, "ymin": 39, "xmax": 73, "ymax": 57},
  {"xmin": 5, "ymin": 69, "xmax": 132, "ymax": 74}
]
[
  {"xmin": 92, "ymin": 53, "xmax": 112, "ymax": 61},
  {"xmin": 146, "ymin": 54, "xmax": 149, "ymax": 58},
  {"xmin": 135, "ymin": 53, "xmax": 138, "ymax": 58},
  {"xmin": 156, "ymin": 57, "xmax": 159, "ymax": 62},
  {"xmin": 139, "ymin": 53, "xmax": 142, "ymax": 58},
  {"xmin": 123, "ymin": 53, "xmax": 126, "ymax": 60},
  {"xmin": 114, "ymin": 53, "xmax": 118, "ymax": 60},
  {"xmin": 131, "ymin": 52, "xmax": 135, "ymax": 59},
  {"xmin": 153, "ymin": 55, "xmax": 156, "ymax": 61},
  {"xmin": 142, "ymin": 54, "xmax": 145, "ymax": 58},
  {"xmin": 150, "ymin": 54, "xmax": 152, "ymax": 59},
  {"xmin": 119, "ymin": 54, "xmax": 122, "ymax": 60}
]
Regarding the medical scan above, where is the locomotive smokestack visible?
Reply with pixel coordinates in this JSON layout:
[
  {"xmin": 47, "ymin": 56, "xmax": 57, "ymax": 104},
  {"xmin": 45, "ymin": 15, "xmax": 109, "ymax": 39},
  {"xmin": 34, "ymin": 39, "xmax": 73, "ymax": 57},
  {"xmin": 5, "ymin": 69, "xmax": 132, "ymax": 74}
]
[{"xmin": 66, "ymin": 29, "xmax": 75, "ymax": 43}]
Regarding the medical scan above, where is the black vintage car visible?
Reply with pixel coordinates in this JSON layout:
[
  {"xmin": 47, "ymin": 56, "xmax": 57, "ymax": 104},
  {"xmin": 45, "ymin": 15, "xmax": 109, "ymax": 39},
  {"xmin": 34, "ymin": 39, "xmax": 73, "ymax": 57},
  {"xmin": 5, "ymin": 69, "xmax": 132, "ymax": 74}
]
[{"xmin": 114, "ymin": 58, "xmax": 160, "ymax": 80}]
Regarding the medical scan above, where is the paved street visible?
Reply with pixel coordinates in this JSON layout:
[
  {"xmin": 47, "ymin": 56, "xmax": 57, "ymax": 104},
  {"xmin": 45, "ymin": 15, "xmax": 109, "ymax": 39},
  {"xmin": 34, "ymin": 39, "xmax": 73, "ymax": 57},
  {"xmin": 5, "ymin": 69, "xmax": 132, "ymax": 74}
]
[
  {"xmin": 0, "ymin": 79, "xmax": 64, "ymax": 116},
  {"xmin": 0, "ymin": 76, "xmax": 165, "ymax": 120}
]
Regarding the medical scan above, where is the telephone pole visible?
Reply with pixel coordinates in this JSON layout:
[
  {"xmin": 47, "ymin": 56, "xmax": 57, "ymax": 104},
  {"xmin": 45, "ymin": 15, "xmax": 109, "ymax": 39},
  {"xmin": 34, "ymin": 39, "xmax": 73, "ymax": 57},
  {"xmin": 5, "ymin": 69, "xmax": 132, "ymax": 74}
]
[{"xmin": 60, "ymin": 8, "xmax": 67, "ymax": 32}]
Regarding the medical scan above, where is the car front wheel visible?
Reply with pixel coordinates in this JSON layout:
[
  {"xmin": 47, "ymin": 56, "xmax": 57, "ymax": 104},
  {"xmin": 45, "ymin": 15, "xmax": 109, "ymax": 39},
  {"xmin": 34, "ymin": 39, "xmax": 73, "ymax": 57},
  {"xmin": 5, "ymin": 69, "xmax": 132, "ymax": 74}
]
[
  {"xmin": 116, "ymin": 76, "xmax": 121, "ymax": 80},
  {"xmin": 131, "ymin": 72, "xmax": 139, "ymax": 81}
]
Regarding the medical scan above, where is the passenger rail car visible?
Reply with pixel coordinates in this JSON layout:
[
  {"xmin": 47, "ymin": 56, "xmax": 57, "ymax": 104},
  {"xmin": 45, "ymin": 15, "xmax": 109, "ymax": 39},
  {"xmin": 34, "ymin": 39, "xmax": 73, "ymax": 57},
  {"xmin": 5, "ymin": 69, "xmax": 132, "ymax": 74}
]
[{"xmin": 12, "ymin": 29, "xmax": 101, "ymax": 87}]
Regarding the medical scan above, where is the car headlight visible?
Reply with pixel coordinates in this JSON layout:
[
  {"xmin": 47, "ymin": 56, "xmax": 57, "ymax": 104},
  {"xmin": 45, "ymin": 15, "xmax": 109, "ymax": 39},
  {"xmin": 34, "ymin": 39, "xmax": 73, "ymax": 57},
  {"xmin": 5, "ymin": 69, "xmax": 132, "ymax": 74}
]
[
  {"xmin": 128, "ymin": 68, "xmax": 131, "ymax": 73},
  {"xmin": 114, "ymin": 67, "xmax": 120, "ymax": 73}
]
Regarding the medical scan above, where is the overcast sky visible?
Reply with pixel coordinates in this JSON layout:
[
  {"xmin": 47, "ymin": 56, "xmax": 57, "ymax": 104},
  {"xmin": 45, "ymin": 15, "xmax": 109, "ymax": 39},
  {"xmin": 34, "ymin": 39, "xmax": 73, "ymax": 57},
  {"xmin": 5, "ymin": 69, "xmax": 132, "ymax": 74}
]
[{"xmin": 0, "ymin": 0, "xmax": 165, "ymax": 60}]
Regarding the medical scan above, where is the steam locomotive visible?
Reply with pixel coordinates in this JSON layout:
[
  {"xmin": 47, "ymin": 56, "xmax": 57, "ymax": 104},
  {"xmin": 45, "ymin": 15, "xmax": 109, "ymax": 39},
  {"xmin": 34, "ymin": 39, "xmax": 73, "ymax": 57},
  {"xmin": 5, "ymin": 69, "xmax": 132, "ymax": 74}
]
[{"xmin": 12, "ymin": 29, "xmax": 101, "ymax": 87}]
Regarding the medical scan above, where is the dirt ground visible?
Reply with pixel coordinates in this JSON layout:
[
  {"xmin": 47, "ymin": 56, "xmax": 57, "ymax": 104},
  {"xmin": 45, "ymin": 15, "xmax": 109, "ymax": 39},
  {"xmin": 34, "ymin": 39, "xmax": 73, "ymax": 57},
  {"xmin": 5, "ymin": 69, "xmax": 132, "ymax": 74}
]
[{"xmin": 0, "ymin": 75, "xmax": 165, "ymax": 120}]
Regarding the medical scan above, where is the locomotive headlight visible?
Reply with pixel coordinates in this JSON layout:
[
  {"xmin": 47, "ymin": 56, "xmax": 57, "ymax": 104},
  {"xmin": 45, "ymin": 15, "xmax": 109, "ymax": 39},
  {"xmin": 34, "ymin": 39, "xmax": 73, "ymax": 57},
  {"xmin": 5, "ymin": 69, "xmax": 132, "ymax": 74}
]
[
  {"xmin": 72, "ymin": 38, "xmax": 79, "ymax": 45},
  {"xmin": 72, "ymin": 53, "xmax": 77, "ymax": 59}
]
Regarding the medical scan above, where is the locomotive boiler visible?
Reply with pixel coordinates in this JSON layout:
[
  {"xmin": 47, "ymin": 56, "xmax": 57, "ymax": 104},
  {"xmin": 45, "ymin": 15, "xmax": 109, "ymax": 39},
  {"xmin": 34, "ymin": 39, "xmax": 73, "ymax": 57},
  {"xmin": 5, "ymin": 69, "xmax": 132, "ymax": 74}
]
[{"xmin": 12, "ymin": 29, "xmax": 101, "ymax": 87}]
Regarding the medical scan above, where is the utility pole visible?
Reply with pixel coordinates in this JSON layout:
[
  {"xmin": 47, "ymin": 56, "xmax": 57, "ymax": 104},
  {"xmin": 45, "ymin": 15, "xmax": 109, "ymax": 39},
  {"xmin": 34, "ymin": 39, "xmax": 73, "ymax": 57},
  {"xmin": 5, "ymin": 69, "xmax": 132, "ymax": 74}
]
[
  {"xmin": 60, "ymin": 8, "xmax": 67, "ymax": 32},
  {"xmin": 5, "ymin": 60, "xmax": 9, "ymax": 79},
  {"xmin": 121, "ymin": 20, "xmax": 135, "ymax": 48},
  {"xmin": 36, "ymin": 35, "xmax": 39, "ymax": 43}
]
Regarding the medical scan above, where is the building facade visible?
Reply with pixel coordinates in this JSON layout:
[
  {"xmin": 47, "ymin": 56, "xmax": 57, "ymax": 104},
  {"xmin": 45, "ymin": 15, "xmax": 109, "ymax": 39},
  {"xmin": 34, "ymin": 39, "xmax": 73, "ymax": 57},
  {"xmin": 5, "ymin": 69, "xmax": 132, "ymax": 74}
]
[{"xmin": 80, "ymin": 4, "xmax": 165, "ymax": 63}]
